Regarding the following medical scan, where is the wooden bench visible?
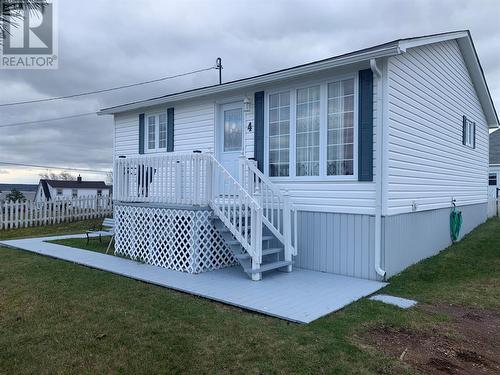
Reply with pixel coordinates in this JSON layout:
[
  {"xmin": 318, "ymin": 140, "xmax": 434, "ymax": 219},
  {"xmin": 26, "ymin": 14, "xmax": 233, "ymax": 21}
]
[{"xmin": 86, "ymin": 218, "xmax": 115, "ymax": 253}]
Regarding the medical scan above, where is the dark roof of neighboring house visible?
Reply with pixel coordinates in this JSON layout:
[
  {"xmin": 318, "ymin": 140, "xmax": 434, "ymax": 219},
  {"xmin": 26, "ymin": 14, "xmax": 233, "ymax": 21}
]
[
  {"xmin": 41, "ymin": 180, "xmax": 51, "ymax": 200},
  {"xmin": 0, "ymin": 183, "xmax": 38, "ymax": 192},
  {"xmin": 490, "ymin": 130, "xmax": 500, "ymax": 165},
  {"xmin": 42, "ymin": 179, "xmax": 110, "ymax": 189}
]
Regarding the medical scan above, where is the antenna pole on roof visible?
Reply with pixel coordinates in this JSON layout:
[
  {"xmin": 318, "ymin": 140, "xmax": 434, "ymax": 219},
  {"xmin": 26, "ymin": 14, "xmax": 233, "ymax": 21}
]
[{"xmin": 216, "ymin": 57, "xmax": 223, "ymax": 85}]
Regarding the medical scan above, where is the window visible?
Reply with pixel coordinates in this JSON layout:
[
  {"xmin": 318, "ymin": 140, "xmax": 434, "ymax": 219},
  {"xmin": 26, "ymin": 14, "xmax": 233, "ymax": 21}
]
[
  {"xmin": 327, "ymin": 78, "xmax": 355, "ymax": 176},
  {"xmin": 489, "ymin": 173, "xmax": 497, "ymax": 186},
  {"xmin": 145, "ymin": 113, "xmax": 167, "ymax": 151},
  {"xmin": 72, "ymin": 189, "xmax": 78, "ymax": 198},
  {"xmin": 296, "ymin": 86, "xmax": 320, "ymax": 176},
  {"xmin": 223, "ymin": 108, "xmax": 243, "ymax": 152},
  {"xmin": 463, "ymin": 116, "xmax": 475, "ymax": 148},
  {"xmin": 97, "ymin": 190, "xmax": 102, "ymax": 196},
  {"xmin": 266, "ymin": 76, "xmax": 358, "ymax": 180},
  {"xmin": 269, "ymin": 91, "xmax": 290, "ymax": 176},
  {"xmin": 159, "ymin": 113, "xmax": 167, "ymax": 149},
  {"xmin": 147, "ymin": 115, "xmax": 156, "ymax": 150},
  {"xmin": 56, "ymin": 188, "xmax": 63, "ymax": 196}
]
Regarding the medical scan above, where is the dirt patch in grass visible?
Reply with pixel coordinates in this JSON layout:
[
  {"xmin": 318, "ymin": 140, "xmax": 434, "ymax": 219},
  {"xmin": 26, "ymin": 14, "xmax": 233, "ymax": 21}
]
[{"xmin": 358, "ymin": 303, "xmax": 500, "ymax": 374}]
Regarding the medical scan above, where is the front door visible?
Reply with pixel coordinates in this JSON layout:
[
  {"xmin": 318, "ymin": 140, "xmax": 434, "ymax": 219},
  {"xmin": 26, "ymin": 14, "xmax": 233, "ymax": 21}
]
[{"xmin": 218, "ymin": 102, "xmax": 244, "ymax": 180}]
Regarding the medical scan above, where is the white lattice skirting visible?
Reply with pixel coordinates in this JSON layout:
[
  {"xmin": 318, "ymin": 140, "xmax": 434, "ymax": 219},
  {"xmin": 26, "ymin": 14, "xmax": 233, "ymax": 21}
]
[{"xmin": 114, "ymin": 204, "xmax": 236, "ymax": 273}]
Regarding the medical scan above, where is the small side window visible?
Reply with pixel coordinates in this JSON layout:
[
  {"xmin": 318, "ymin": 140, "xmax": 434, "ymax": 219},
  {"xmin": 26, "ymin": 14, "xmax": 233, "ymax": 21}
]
[
  {"xmin": 489, "ymin": 173, "xmax": 497, "ymax": 186},
  {"xmin": 97, "ymin": 190, "xmax": 102, "ymax": 196},
  {"xmin": 72, "ymin": 189, "xmax": 78, "ymax": 198},
  {"xmin": 462, "ymin": 116, "xmax": 475, "ymax": 148},
  {"xmin": 56, "ymin": 188, "xmax": 63, "ymax": 196}
]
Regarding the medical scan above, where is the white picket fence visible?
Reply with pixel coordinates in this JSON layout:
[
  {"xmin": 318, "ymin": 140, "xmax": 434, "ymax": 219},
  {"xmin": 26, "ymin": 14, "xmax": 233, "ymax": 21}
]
[{"xmin": 0, "ymin": 196, "xmax": 113, "ymax": 230}]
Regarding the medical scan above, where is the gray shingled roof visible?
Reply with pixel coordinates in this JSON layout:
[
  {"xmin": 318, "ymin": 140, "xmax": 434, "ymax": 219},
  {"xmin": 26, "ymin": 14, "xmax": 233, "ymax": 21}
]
[
  {"xmin": 0, "ymin": 183, "xmax": 38, "ymax": 192},
  {"xmin": 490, "ymin": 130, "xmax": 500, "ymax": 165}
]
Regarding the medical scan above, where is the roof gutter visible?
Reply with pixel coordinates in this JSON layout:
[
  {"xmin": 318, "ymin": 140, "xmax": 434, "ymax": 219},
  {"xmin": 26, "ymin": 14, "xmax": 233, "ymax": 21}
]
[
  {"xmin": 370, "ymin": 58, "xmax": 387, "ymax": 280},
  {"xmin": 99, "ymin": 45, "xmax": 400, "ymax": 115}
]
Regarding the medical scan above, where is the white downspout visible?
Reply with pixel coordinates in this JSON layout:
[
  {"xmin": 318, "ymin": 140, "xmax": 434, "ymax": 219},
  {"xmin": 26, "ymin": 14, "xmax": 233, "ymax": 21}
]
[{"xmin": 370, "ymin": 58, "xmax": 387, "ymax": 279}]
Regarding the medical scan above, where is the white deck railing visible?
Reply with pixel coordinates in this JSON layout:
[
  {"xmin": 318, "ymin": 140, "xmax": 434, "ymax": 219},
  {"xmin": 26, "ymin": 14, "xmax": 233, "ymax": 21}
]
[
  {"xmin": 114, "ymin": 153, "xmax": 210, "ymax": 206},
  {"xmin": 114, "ymin": 153, "xmax": 263, "ymax": 264},
  {"xmin": 239, "ymin": 157, "xmax": 297, "ymax": 262}
]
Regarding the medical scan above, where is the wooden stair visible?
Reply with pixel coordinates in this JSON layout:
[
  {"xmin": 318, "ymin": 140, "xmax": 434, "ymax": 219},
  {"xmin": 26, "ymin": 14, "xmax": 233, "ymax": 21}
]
[{"xmin": 211, "ymin": 216, "xmax": 292, "ymax": 280}]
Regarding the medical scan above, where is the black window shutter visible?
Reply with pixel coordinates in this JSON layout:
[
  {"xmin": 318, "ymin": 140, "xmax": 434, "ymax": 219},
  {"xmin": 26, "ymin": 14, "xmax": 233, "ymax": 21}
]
[
  {"xmin": 254, "ymin": 91, "xmax": 265, "ymax": 172},
  {"xmin": 358, "ymin": 69, "xmax": 374, "ymax": 182},
  {"xmin": 462, "ymin": 115, "xmax": 467, "ymax": 145},
  {"xmin": 139, "ymin": 113, "xmax": 145, "ymax": 154},
  {"xmin": 167, "ymin": 107, "xmax": 174, "ymax": 152},
  {"xmin": 473, "ymin": 122, "xmax": 476, "ymax": 149}
]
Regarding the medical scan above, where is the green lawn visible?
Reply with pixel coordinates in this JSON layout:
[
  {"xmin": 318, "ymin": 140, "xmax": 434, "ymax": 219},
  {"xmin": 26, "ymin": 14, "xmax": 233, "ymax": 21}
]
[
  {"xmin": 0, "ymin": 218, "xmax": 499, "ymax": 374},
  {"xmin": 49, "ymin": 236, "xmax": 115, "ymax": 255}
]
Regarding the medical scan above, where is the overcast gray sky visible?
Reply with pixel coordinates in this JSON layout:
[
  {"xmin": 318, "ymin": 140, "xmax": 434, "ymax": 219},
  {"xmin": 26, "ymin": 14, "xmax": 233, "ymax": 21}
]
[{"xmin": 0, "ymin": 0, "xmax": 499, "ymax": 184}]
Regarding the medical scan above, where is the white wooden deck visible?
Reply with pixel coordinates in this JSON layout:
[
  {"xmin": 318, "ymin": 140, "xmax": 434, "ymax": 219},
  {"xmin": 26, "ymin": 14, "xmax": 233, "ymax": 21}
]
[{"xmin": 0, "ymin": 234, "xmax": 386, "ymax": 323}]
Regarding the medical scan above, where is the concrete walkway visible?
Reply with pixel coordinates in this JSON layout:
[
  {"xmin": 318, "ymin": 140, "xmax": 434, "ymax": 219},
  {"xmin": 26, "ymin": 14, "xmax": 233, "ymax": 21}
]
[{"xmin": 0, "ymin": 234, "xmax": 386, "ymax": 323}]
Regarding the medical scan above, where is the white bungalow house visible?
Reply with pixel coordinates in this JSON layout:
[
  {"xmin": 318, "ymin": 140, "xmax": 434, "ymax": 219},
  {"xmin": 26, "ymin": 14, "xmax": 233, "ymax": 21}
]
[
  {"xmin": 100, "ymin": 30, "xmax": 498, "ymax": 281},
  {"xmin": 35, "ymin": 176, "xmax": 111, "ymax": 202}
]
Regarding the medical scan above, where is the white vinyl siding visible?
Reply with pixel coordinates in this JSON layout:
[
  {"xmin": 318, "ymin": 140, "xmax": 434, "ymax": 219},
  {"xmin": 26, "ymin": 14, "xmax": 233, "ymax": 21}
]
[
  {"xmin": 114, "ymin": 113, "xmax": 139, "ymax": 158},
  {"xmin": 385, "ymin": 39, "xmax": 489, "ymax": 215},
  {"xmin": 174, "ymin": 100, "xmax": 215, "ymax": 153}
]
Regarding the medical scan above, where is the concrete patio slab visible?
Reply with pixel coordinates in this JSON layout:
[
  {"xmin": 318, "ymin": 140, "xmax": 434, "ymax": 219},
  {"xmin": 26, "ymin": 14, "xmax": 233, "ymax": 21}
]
[
  {"xmin": 0, "ymin": 234, "xmax": 386, "ymax": 323},
  {"xmin": 370, "ymin": 294, "xmax": 417, "ymax": 309}
]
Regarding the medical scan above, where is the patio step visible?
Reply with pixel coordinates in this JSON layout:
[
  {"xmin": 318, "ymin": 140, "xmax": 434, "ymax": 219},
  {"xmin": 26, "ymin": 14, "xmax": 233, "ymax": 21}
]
[
  {"xmin": 210, "ymin": 211, "xmax": 292, "ymax": 280},
  {"xmin": 209, "ymin": 214, "xmax": 251, "ymax": 221},
  {"xmin": 226, "ymin": 236, "xmax": 273, "ymax": 246},
  {"xmin": 244, "ymin": 260, "xmax": 293, "ymax": 274},
  {"xmin": 234, "ymin": 247, "xmax": 282, "ymax": 260},
  {"xmin": 215, "ymin": 224, "xmax": 251, "ymax": 233}
]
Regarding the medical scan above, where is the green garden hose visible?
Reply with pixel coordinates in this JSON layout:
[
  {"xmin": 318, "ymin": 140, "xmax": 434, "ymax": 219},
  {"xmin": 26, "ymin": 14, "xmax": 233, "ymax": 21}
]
[{"xmin": 450, "ymin": 207, "xmax": 462, "ymax": 242}]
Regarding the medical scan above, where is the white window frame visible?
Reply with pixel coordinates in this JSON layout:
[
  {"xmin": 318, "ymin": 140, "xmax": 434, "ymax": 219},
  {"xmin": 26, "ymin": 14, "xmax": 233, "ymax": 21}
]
[
  {"xmin": 268, "ymin": 90, "xmax": 291, "ymax": 177},
  {"xmin": 56, "ymin": 188, "xmax": 63, "ymax": 196},
  {"xmin": 71, "ymin": 189, "xmax": 78, "ymax": 198},
  {"xmin": 463, "ymin": 116, "xmax": 475, "ymax": 148},
  {"xmin": 264, "ymin": 73, "xmax": 358, "ymax": 181},
  {"xmin": 144, "ymin": 111, "xmax": 168, "ymax": 153}
]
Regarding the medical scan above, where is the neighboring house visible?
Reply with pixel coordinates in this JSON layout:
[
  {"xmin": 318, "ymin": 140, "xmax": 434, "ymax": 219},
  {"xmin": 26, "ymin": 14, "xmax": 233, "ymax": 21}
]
[
  {"xmin": 100, "ymin": 30, "xmax": 498, "ymax": 281},
  {"xmin": 488, "ymin": 129, "xmax": 500, "ymax": 216},
  {"xmin": 0, "ymin": 183, "xmax": 38, "ymax": 202},
  {"xmin": 35, "ymin": 176, "xmax": 111, "ymax": 202},
  {"xmin": 489, "ymin": 129, "xmax": 500, "ymax": 188}
]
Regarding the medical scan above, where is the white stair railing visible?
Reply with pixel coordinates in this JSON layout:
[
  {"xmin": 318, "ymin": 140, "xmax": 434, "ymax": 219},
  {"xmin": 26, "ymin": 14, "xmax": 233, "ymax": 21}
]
[
  {"xmin": 206, "ymin": 154, "xmax": 263, "ymax": 268},
  {"xmin": 239, "ymin": 157, "xmax": 297, "ymax": 262}
]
